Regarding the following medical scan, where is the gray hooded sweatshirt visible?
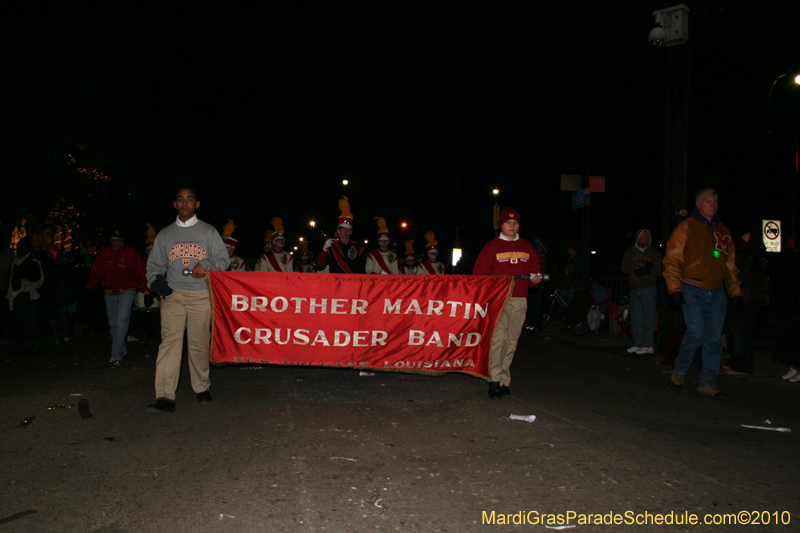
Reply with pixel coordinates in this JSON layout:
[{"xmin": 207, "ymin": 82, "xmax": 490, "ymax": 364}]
[{"xmin": 621, "ymin": 229, "xmax": 663, "ymax": 291}]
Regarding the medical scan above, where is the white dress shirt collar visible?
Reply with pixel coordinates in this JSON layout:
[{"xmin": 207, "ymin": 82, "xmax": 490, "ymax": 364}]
[{"xmin": 176, "ymin": 215, "xmax": 198, "ymax": 227}]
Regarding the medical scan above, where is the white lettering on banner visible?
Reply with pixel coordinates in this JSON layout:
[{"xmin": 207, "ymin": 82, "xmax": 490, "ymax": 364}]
[
  {"xmin": 272, "ymin": 297, "xmax": 288, "ymax": 312},
  {"xmin": 275, "ymin": 329, "xmax": 290, "ymax": 344},
  {"xmin": 255, "ymin": 329, "xmax": 270, "ymax": 344},
  {"xmin": 253, "ymin": 296, "xmax": 267, "ymax": 312},
  {"xmin": 234, "ymin": 327, "xmax": 249, "ymax": 343},
  {"xmin": 331, "ymin": 299, "xmax": 348, "ymax": 314},
  {"xmin": 234, "ymin": 328, "xmax": 390, "ymax": 347},
  {"xmin": 312, "ymin": 331, "xmax": 329, "ymax": 346},
  {"xmin": 294, "ymin": 330, "xmax": 310, "ymax": 344},
  {"xmin": 352, "ymin": 331, "xmax": 368, "ymax": 347},
  {"xmin": 428, "ymin": 300, "xmax": 444, "ymax": 315},
  {"xmin": 234, "ymin": 295, "xmax": 488, "ymax": 319},
  {"xmin": 405, "ymin": 300, "xmax": 422, "ymax": 314},
  {"xmin": 334, "ymin": 331, "xmax": 350, "ymax": 346},
  {"xmin": 384, "ymin": 359, "xmax": 476, "ymax": 369},
  {"xmin": 232, "ymin": 295, "xmax": 248, "ymax": 311},
  {"xmin": 231, "ymin": 296, "xmax": 372, "ymax": 315},
  {"xmin": 383, "ymin": 299, "xmax": 489, "ymax": 319},
  {"xmin": 408, "ymin": 331, "xmax": 481, "ymax": 347},
  {"xmin": 383, "ymin": 299, "xmax": 402, "ymax": 314}
]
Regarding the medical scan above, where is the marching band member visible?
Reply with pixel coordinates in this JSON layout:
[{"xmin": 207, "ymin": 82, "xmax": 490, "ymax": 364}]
[
  {"xmin": 295, "ymin": 240, "xmax": 316, "ymax": 272},
  {"xmin": 416, "ymin": 231, "xmax": 446, "ymax": 275},
  {"xmin": 318, "ymin": 196, "xmax": 365, "ymax": 273},
  {"xmin": 399, "ymin": 240, "xmax": 418, "ymax": 275},
  {"xmin": 256, "ymin": 218, "xmax": 294, "ymax": 272},
  {"xmin": 365, "ymin": 217, "xmax": 399, "ymax": 274},
  {"xmin": 222, "ymin": 219, "xmax": 247, "ymax": 272}
]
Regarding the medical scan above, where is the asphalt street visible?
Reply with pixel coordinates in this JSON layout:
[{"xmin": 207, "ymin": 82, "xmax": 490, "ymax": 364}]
[{"xmin": 1, "ymin": 324, "xmax": 798, "ymax": 533}]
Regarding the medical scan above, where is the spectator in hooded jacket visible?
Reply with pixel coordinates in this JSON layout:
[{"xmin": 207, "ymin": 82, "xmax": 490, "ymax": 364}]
[{"xmin": 621, "ymin": 229, "xmax": 663, "ymax": 355}]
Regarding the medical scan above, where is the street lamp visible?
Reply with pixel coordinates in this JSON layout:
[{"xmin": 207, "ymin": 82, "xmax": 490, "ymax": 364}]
[
  {"xmin": 309, "ymin": 221, "xmax": 316, "ymax": 228},
  {"xmin": 342, "ymin": 179, "xmax": 349, "ymax": 186}
]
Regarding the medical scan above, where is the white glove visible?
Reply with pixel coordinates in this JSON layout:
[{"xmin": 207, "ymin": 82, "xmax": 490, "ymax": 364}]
[{"xmin": 323, "ymin": 238, "xmax": 335, "ymax": 251}]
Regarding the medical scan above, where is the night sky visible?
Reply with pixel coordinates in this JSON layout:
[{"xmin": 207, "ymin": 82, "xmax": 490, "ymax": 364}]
[{"xmin": 3, "ymin": 2, "xmax": 799, "ymax": 273}]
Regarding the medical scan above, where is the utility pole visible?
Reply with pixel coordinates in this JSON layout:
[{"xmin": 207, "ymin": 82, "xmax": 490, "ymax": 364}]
[{"xmin": 650, "ymin": 5, "xmax": 691, "ymax": 243}]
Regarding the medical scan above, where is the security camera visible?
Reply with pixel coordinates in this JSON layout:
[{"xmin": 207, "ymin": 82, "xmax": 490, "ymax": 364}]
[{"xmin": 648, "ymin": 26, "xmax": 666, "ymax": 47}]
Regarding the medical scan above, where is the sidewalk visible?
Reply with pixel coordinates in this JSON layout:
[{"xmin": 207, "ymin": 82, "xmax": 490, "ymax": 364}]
[
  {"xmin": 526, "ymin": 319, "xmax": 798, "ymax": 390},
  {"xmin": 526, "ymin": 319, "xmax": 634, "ymax": 353}
]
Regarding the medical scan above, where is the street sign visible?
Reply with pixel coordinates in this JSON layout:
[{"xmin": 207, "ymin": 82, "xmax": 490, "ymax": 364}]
[
  {"xmin": 572, "ymin": 188, "xmax": 590, "ymax": 209},
  {"xmin": 588, "ymin": 175, "xmax": 606, "ymax": 193},
  {"xmin": 560, "ymin": 174, "xmax": 581, "ymax": 191},
  {"xmin": 762, "ymin": 219, "xmax": 781, "ymax": 253}
]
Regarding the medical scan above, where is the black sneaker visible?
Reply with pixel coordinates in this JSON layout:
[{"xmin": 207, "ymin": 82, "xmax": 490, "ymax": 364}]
[
  {"xmin": 500, "ymin": 385, "xmax": 511, "ymax": 396},
  {"xmin": 147, "ymin": 398, "xmax": 176, "ymax": 413},
  {"xmin": 196, "ymin": 390, "xmax": 212, "ymax": 404},
  {"xmin": 109, "ymin": 359, "xmax": 121, "ymax": 368}
]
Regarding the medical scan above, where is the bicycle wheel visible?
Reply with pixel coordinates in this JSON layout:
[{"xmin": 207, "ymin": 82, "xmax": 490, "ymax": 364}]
[{"xmin": 540, "ymin": 310, "xmax": 552, "ymax": 329}]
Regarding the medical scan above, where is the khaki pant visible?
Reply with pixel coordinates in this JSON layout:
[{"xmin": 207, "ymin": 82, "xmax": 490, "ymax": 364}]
[
  {"xmin": 154, "ymin": 288, "xmax": 211, "ymax": 400},
  {"xmin": 488, "ymin": 296, "xmax": 527, "ymax": 386}
]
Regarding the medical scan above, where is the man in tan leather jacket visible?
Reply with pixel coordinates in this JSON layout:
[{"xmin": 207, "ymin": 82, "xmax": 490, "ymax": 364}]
[{"xmin": 663, "ymin": 188, "xmax": 743, "ymax": 399}]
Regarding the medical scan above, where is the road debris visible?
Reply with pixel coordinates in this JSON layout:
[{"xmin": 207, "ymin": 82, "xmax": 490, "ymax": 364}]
[
  {"xmin": 509, "ymin": 414, "xmax": 536, "ymax": 423},
  {"xmin": 741, "ymin": 425, "xmax": 791, "ymax": 433}
]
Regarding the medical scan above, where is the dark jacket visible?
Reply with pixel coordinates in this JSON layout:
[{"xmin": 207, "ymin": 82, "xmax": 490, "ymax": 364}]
[{"xmin": 621, "ymin": 229, "xmax": 663, "ymax": 291}]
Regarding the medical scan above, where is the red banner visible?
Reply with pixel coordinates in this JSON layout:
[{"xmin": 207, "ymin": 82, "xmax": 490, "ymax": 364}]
[{"xmin": 207, "ymin": 272, "xmax": 513, "ymax": 379}]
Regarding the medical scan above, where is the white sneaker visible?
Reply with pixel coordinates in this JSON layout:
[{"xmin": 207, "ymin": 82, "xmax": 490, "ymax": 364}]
[
  {"xmin": 626, "ymin": 346, "xmax": 642, "ymax": 353},
  {"xmin": 781, "ymin": 367, "xmax": 798, "ymax": 380},
  {"xmin": 636, "ymin": 347, "xmax": 655, "ymax": 355},
  {"xmin": 790, "ymin": 374, "xmax": 800, "ymax": 383}
]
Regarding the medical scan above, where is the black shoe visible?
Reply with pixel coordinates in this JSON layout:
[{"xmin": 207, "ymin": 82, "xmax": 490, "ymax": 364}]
[
  {"xmin": 196, "ymin": 390, "xmax": 212, "ymax": 404},
  {"xmin": 147, "ymin": 398, "xmax": 176, "ymax": 413},
  {"xmin": 488, "ymin": 382, "xmax": 504, "ymax": 399},
  {"xmin": 109, "ymin": 359, "xmax": 121, "ymax": 368},
  {"xmin": 500, "ymin": 385, "xmax": 511, "ymax": 396}
]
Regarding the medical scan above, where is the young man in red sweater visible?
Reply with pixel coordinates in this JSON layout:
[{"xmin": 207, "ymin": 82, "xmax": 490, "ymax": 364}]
[{"xmin": 473, "ymin": 208, "xmax": 542, "ymax": 398}]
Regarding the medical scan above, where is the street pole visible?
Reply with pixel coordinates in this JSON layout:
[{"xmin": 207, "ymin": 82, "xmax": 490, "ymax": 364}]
[
  {"xmin": 661, "ymin": 39, "xmax": 690, "ymax": 244},
  {"xmin": 651, "ymin": 5, "xmax": 691, "ymax": 244}
]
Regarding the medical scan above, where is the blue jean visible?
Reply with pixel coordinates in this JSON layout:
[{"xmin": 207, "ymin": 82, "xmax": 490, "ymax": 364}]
[
  {"xmin": 105, "ymin": 291, "xmax": 135, "ymax": 361},
  {"xmin": 630, "ymin": 285, "xmax": 657, "ymax": 348},
  {"xmin": 673, "ymin": 285, "xmax": 728, "ymax": 388}
]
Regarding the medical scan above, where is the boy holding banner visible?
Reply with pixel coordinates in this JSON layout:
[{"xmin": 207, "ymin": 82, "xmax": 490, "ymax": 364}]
[{"xmin": 473, "ymin": 208, "xmax": 541, "ymax": 399}]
